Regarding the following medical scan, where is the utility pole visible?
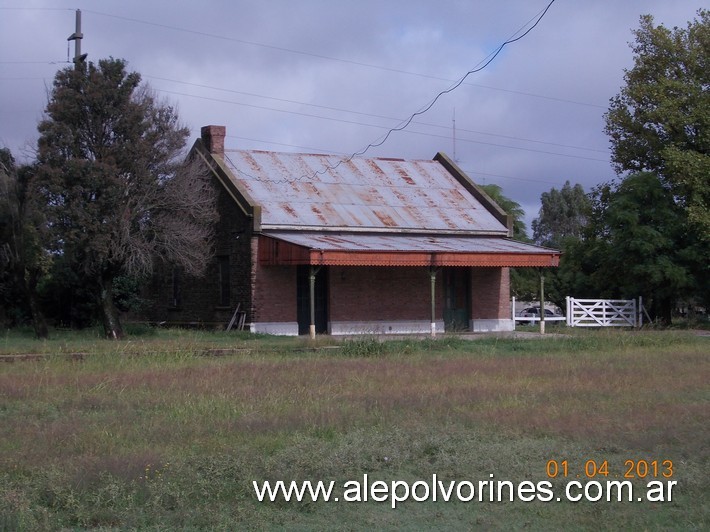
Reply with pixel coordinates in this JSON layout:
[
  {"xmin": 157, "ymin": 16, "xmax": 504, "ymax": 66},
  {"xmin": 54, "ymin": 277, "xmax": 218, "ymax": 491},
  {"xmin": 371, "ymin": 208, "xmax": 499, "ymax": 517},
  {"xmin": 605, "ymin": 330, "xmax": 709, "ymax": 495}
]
[{"xmin": 67, "ymin": 9, "xmax": 86, "ymax": 69}]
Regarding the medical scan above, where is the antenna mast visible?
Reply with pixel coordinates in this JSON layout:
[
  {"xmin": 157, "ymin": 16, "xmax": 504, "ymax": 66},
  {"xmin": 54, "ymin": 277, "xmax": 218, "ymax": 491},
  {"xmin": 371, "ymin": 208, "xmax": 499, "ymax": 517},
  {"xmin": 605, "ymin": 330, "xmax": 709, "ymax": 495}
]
[
  {"xmin": 67, "ymin": 9, "xmax": 86, "ymax": 68},
  {"xmin": 452, "ymin": 108, "xmax": 457, "ymax": 162}
]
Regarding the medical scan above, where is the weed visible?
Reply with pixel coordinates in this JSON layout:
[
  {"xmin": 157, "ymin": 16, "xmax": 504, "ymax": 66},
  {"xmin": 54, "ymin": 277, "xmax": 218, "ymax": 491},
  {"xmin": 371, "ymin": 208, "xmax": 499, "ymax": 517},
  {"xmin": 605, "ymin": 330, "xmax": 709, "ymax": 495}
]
[{"xmin": 340, "ymin": 337, "xmax": 386, "ymax": 357}]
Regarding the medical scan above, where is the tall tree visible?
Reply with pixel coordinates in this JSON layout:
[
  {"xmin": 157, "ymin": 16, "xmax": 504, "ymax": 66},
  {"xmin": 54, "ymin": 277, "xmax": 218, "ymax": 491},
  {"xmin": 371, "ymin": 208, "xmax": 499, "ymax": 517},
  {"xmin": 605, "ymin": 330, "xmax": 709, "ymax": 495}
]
[
  {"xmin": 35, "ymin": 59, "xmax": 217, "ymax": 339},
  {"xmin": 532, "ymin": 181, "xmax": 591, "ymax": 248},
  {"xmin": 604, "ymin": 10, "xmax": 710, "ymax": 237},
  {"xmin": 0, "ymin": 149, "xmax": 49, "ymax": 337},
  {"xmin": 586, "ymin": 173, "xmax": 694, "ymax": 324},
  {"xmin": 527, "ymin": 181, "xmax": 593, "ymax": 310}
]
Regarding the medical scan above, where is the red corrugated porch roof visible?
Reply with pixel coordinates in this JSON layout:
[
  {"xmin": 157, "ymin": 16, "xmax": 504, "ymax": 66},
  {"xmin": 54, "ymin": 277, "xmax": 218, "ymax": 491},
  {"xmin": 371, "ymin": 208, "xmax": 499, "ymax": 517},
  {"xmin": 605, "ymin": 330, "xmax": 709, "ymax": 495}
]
[{"xmin": 258, "ymin": 232, "xmax": 560, "ymax": 267}]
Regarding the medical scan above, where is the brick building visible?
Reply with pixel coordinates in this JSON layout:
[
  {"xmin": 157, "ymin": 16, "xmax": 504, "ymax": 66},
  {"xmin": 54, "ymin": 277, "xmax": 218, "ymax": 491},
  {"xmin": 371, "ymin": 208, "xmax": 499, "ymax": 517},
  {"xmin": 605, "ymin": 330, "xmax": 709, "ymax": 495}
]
[{"xmin": 146, "ymin": 125, "xmax": 559, "ymax": 336}]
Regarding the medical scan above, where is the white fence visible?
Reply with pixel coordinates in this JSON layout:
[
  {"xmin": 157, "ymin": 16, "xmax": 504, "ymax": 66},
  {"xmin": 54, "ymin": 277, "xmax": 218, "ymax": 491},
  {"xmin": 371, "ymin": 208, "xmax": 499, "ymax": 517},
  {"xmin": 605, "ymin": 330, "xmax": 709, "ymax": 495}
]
[
  {"xmin": 511, "ymin": 297, "xmax": 565, "ymax": 325},
  {"xmin": 512, "ymin": 297, "xmax": 646, "ymax": 329},
  {"xmin": 566, "ymin": 297, "xmax": 643, "ymax": 327}
]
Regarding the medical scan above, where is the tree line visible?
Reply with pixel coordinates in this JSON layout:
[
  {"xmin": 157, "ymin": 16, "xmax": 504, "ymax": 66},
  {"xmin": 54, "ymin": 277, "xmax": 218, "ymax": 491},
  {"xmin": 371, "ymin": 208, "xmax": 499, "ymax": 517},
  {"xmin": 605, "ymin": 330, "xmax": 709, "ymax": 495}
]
[
  {"xmin": 1, "ymin": 11, "xmax": 708, "ymax": 337},
  {"xmin": 475, "ymin": 11, "xmax": 709, "ymax": 325},
  {"xmin": 530, "ymin": 11, "xmax": 709, "ymax": 324},
  {"xmin": 1, "ymin": 59, "xmax": 216, "ymax": 339}
]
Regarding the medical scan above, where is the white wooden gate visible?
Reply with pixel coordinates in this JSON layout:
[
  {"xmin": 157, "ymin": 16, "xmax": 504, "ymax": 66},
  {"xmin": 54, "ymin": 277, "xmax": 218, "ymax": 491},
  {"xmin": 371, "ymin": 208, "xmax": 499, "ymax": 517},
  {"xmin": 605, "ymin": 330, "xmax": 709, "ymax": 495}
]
[{"xmin": 566, "ymin": 297, "xmax": 642, "ymax": 327}]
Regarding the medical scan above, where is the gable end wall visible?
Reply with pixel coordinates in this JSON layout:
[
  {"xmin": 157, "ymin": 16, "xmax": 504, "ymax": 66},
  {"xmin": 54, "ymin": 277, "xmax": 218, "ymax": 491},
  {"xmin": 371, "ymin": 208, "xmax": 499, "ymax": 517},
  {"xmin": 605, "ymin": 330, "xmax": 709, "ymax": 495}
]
[{"xmin": 142, "ymin": 163, "xmax": 255, "ymax": 327}]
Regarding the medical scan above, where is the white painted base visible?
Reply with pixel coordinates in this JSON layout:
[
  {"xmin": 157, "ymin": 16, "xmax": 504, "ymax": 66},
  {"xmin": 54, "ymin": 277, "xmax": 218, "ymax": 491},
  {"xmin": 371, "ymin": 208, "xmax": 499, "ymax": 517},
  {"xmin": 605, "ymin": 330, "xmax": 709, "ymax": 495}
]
[
  {"xmin": 470, "ymin": 319, "xmax": 515, "ymax": 333},
  {"xmin": 249, "ymin": 319, "xmax": 514, "ymax": 336},
  {"xmin": 250, "ymin": 322, "xmax": 299, "ymax": 336},
  {"xmin": 330, "ymin": 320, "xmax": 446, "ymax": 335}
]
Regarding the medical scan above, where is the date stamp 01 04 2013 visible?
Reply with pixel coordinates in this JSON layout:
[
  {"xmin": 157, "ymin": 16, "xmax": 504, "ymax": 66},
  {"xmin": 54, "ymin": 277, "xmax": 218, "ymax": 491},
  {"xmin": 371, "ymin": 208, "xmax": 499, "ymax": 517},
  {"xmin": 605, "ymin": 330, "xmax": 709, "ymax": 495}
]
[{"xmin": 545, "ymin": 459, "xmax": 674, "ymax": 480}]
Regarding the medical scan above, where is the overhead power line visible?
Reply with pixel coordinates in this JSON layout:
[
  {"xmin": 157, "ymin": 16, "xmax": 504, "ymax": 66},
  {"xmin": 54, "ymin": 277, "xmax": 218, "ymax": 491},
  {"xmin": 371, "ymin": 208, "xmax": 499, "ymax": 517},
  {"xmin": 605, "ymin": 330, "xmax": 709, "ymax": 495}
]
[
  {"xmin": 0, "ymin": 7, "xmax": 72, "ymax": 11},
  {"xmin": 156, "ymin": 87, "xmax": 607, "ymax": 163},
  {"xmin": 4, "ymin": 2, "xmax": 577, "ymax": 183},
  {"xmin": 462, "ymin": 169, "xmax": 567, "ymax": 186},
  {"xmin": 2, "ymin": 5, "xmax": 603, "ymax": 109},
  {"xmin": 358, "ymin": 0, "xmax": 558, "ymax": 152},
  {"xmin": 270, "ymin": 0, "xmax": 561, "ymax": 183},
  {"xmin": 78, "ymin": 6, "xmax": 601, "ymax": 109},
  {"xmin": 0, "ymin": 61, "xmax": 68, "ymax": 65},
  {"xmin": 148, "ymin": 75, "xmax": 608, "ymax": 154},
  {"xmin": 226, "ymin": 136, "xmax": 348, "ymax": 156}
]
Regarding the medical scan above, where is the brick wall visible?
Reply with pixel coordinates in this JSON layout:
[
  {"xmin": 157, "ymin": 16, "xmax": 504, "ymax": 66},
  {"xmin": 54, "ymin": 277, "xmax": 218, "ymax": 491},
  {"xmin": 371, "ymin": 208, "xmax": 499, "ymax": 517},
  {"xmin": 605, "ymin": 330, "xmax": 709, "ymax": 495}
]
[
  {"xmin": 252, "ymin": 253, "xmax": 297, "ymax": 323},
  {"xmin": 328, "ymin": 266, "xmax": 444, "ymax": 321},
  {"xmin": 470, "ymin": 267, "xmax": 510, "ymax": 319},
  {"xmin": 142, "ymin": 170, "xmax": 254, "ymax": 327},
  {"xmin": 215, "ymin": 185, "xmax": 254, "ymax": 321},
  {"xmin": 147, "ymin": 225, "xmax": 511, "ymax": 329}
]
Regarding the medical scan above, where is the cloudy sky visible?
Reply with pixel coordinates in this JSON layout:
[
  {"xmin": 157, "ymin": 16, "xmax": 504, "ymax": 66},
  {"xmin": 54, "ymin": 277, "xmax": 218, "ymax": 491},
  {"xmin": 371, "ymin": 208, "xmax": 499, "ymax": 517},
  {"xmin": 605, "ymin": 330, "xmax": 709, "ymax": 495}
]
[{"xmin": 0, "ymin": 0, "xmax": 703, "ymax": 231}]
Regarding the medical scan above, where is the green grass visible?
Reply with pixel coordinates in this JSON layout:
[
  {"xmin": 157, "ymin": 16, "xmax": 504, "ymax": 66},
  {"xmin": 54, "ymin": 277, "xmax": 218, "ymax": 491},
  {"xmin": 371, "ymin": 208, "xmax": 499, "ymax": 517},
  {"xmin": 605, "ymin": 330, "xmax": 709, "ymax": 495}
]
[{"xmin": 0, "ymin": 328, "xmax": 708, "ymax": 530}]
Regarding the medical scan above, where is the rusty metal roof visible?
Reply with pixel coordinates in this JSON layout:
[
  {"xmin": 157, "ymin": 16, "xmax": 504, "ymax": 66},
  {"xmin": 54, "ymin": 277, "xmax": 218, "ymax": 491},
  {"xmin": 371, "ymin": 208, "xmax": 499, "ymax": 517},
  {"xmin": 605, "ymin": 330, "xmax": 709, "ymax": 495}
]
[
  {"xmin": 222, "ymin": 150, "xmax": 508, "ymax": 235},
  {"xmin": 265, "ymin": 231, "xmax": 554, "ymax": 254}
]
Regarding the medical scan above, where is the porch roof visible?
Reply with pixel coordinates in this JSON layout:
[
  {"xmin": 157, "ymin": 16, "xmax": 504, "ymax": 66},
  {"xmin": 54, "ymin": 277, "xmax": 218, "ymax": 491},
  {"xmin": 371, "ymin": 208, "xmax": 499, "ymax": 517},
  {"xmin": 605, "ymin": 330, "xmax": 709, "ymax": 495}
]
[{"xmin": 258, "ymin": 231, "xmax": 560, "ymax": 267}]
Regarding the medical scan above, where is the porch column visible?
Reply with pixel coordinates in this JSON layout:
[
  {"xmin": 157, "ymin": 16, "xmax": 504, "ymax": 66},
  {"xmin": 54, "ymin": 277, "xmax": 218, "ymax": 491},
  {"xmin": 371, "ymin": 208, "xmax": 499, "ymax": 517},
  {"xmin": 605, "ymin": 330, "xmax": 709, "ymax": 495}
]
[
  {"xmin": 309, "ymin": 266, "xmax": 321, "ymax": 339},
  {"xmin": 539, "ymin": 272, "xmax": 545, "ymax": 335},
  {"xmin": 429, "ymin": 267, "xmax": 439, "ymax": 337}
]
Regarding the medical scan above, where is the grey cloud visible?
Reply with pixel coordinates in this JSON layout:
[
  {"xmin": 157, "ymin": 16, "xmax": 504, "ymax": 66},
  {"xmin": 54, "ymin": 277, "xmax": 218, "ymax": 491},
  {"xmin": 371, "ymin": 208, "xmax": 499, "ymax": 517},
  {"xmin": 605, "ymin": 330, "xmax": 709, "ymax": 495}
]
[{"xmin": 0, "ymin": 0, "xmax": 702, "ymax": 229}]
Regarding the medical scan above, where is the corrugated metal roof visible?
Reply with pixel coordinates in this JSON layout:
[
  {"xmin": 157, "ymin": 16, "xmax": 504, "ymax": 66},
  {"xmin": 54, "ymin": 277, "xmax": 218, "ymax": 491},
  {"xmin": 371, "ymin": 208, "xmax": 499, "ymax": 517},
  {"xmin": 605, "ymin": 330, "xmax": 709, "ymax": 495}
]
[
  {"xmin": 265, "ymin": 231, "xmax": 556, "ymax": 255},
  {"xmin": 223, "ymin": 151, "xmax": 508, "ymax": 234}
]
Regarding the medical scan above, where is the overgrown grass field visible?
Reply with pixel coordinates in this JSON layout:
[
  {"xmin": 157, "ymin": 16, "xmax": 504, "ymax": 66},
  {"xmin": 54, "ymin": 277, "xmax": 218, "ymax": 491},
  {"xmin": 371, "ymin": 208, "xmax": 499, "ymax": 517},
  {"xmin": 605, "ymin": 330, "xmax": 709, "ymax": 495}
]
[{"xmin": 1, "ymin": 329, "xmax": 708, "ymax": 530}]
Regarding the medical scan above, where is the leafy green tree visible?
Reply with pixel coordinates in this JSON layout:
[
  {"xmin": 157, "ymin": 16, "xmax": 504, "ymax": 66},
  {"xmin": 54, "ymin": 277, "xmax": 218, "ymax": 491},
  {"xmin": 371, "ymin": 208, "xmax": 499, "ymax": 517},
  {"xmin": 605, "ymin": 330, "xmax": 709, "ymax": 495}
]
[
  {"xmin": 35, "ymin": 59, "xmax": 217, "ymax": 339},
  {"xmin": 528, "ymin": 181, "xmax": 593, "ymax": 310},
  {"xmin": 542, "ymin": 235, "xmax": 598, "ymax": 311},
  {"xmin": 532, "ymin": 181, "xmax": 591, "ymax": 248},
  {"xmin": 0, "ymin": 149, "xmax": 49, "ymax": 337},
  {"xmin": 587, "ymin": 173, "xmax": 694, "ymax": 324},
  {"xmin": 604, "ymin": 10, "xmax": 710, "ymax": 237},
  {"xmin": 479, "ymin": 183, "xmax": 528, "ymax": 241}
]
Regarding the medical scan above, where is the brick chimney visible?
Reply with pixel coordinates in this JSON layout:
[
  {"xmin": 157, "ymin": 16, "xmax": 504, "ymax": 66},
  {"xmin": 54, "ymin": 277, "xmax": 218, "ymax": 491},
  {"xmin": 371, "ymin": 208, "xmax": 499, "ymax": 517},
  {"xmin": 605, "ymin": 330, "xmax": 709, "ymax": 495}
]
[{"xmin": 200, "ymin": 125, "xmax": 226, "ymax": 155}]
